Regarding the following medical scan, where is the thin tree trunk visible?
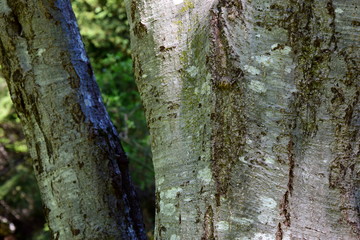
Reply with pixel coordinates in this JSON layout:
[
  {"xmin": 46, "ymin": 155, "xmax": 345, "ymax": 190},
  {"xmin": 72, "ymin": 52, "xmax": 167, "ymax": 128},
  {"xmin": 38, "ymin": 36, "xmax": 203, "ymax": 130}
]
[
  {"xmin": 0, "ymin": 1, "xmax": 146, "ymax": 239},
  {"xmin": 127, "ymin": 0, "xmax": 359, "ymax": 239}
]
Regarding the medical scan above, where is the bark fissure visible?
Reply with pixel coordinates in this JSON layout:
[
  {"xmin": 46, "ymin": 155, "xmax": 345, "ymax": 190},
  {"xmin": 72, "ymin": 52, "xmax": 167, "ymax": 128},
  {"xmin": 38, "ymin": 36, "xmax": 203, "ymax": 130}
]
[
  {"xmin": 278, "ymin": 138, "xmax": 295, "ymax": 231},
  {"xmin": 275, "ymin": 222, "xmax": 283, "ymax": 240},
  {"xmin": 202, "ymin": 205, "xmax": 215, "ymax": 240}
]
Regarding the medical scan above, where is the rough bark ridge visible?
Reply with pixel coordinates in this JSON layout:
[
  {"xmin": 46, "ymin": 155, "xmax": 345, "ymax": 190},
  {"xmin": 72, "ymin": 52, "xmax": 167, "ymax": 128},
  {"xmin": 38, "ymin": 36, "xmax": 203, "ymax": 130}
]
[
  {"xmin": 0, "ymin": 1, "xmax": 146, "ymax": 239},
  {"xmin": 127, "ymin": 0, "xmax": 359, "ymax": 239}
]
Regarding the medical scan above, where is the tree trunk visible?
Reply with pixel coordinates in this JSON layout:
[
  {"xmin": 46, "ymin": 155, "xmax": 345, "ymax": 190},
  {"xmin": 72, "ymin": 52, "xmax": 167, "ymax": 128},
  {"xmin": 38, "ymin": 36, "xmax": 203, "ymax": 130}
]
[
  {"xmin": 0, "ymin": 1, "xmax": 146, "ymax": 239},
  {"xmin": 126, "ymin": 0, "xmax": 359, "ymax": 239}
]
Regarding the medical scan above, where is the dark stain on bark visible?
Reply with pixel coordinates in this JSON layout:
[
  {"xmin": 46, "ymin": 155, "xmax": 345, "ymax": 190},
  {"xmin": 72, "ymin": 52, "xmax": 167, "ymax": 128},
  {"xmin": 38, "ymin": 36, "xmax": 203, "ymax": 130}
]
[
  {"xmin": 278, "ymin": 0, "xmax": 360, "ymax": 234},
  {"xmin": 328, "ymin": 56, "xmax": 360, "ymax": 233},
  {"xmin": 33, "ymin": 158, "xmax": 44, "ymax": 174},
  {"xmin": 33, "ymin": 143, "xmax": 44, "ymax": 173},
  {"xmin": 208, "ymin": 0, "xmax": 246, "ymax": 201},
  {"xmin": 43, "ymin": 205, "xmax": 51, "ymax": 220},
  {"xmin": 275, "ymin": 1, "xmax": 331, "ymax": 231},
  {"xmin": 209, "ymin": 2, "xmax": 244, "ymax": 88},
  {"xmin": 155, "ymin": 191, "xmax": 161, "ymax": 214},
  {"xmin": 134, "ymin": 22, "xmax": 147, "ymax": 39},
  {"xmin": 106, "ymin": 134, "xmax": 147, "ymax": 240},
  {"xmin": 279, "ymin": 0, "xmax": 339, "ymax": 137},
  {"xmin": 10, "ymin": 13, "xmax": 23, "ymax": 36},
  {"xmin": 159, "ymin": 45, "xmax": 176, "ymax": 52},
  {"xmin": 78, "ymin": 161, "xmax": 84, "ymax": 169},
  {"xmin": 61, "ymin": 52, "xmax": 81, "ymax": 89},
  {"xmin": 202, "ymin": 206, "xmax": 215, "ymax": 240},
  {"xmin": 43, "ymin": 135, "xmax": 54, "ymax": 159},
  {"xmin": 70, "ymin": 227, "xmax": 80, "ymax": 236},
  {"xmin": 130, "ymin": 0, "xmax": 141, "ymax": 23},
  {"xmin": 53, "ymin": 231, "xmax": 59, "ymax": 240},
  {"xmin": 352, "ymin": 21, "xmax": 360, "ymax": 27},
  {"xmin": 70, "ymin": 103, "xmax": 85, "ymax": 124},
  {"xmin": 158, "ymin": 225, "xmax": 167, "ymax": 238}
]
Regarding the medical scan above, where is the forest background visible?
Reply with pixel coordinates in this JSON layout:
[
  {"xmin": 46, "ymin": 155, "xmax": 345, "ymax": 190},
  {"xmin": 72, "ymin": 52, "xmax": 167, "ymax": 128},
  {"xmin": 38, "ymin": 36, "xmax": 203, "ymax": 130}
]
[{"xmin": 0, "ymin": 0, "xmax": 155, "ymax": 239}]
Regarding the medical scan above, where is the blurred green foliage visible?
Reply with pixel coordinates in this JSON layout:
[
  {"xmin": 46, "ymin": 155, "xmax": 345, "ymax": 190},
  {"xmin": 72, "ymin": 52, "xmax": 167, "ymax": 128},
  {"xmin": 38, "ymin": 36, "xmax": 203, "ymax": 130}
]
[{"xmin": 0, "ymin": 0, "xmax": 154, "ymax": 239}]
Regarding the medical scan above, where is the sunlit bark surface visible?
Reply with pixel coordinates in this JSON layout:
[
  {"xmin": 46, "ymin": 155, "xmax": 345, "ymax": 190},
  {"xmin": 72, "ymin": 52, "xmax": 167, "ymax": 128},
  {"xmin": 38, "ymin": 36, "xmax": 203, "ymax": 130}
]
[
  {"xmin": 127, "ymin": 0, "xmax": 360, "ymax": 239},
  {"xmin": 0, "ymin": 1, "xmax": 146, "ymax": 239}
]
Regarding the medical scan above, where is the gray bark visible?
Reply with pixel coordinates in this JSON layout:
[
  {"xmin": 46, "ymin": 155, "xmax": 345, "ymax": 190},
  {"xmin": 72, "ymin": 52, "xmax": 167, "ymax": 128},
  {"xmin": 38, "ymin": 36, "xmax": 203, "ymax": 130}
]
[
  {"xmin": 127, "ymin": 0, "xmax": 360, "ymax": 239},
  {"xmin": 0, "ymin": 0, "xmax": 146, "ymax": 239}
]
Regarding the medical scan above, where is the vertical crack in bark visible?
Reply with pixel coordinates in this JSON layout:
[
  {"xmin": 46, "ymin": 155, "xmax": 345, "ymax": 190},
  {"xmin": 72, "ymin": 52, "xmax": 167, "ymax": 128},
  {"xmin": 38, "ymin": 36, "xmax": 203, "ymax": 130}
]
[
  {"xmin": 279, "ymin": 139, "xmax": 295, "ymax": 228},
  {"xmin": 202, "ymin": 205, "xmax": 215, "ymax": 240},
  {"xmin": 275, "ymin": 222, "xmax": 283, "ymax": 240}
]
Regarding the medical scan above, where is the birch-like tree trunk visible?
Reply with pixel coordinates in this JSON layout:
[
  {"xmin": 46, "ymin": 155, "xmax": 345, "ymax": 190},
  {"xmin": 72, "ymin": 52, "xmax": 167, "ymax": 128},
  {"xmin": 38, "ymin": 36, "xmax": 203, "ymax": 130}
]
[
  {"xmin": 0, "ymin": 1, "xmax": 146, "ymax": 239},
  {"xmin": 127, "ymin": 0, "xmax": 360, "ymax": 239}
]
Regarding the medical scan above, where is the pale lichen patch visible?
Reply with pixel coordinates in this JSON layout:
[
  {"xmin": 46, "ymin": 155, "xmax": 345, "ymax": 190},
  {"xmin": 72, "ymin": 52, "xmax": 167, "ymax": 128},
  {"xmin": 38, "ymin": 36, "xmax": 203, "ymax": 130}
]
[
  {"xmin": 16, "ymin": 40, "xmax": 32, "ymax": 72},
  {"xmin": 186, "ymin": 65, "xmax": 198, "ymax": 77},
  {"xmin": 197, "ymin": 166, "xmax": 212, "ymax": 184},
  {"xmin": 230, "ymin": 216, "xmax": 254, "ymax": 226},
  {"xmin": 271, "ymin": 44, "xmax": 292, "ymax": 55},
  {"xmin": 257, "ymin": 196, "xmax": 277, "ymax": 224},
  {"xmin": 257, "ymin": 211, "xmax": 274, "ymax": 224},
  {"xmin": 165, "ymin": 187, "xmax": 183, "ymax": 199},
  {"xmin": 157, "ymin": 177, "xmax": 165, "ymax": 185},
  {"xmin": 215, "ymin": 221, "xmax": 229, "ymax": 231},
  {"xmin": 170, "ymin": 234, "xmax": 181, "ymax": 240},
  {"xmin": 280, "ymin": 46, "xmax": 292, "ymax": 55},
  {"xmin": 0, "ymin": 0, "xmax": 11, "ymax": 14},
  {"xmin": 264, "ymin": 155, "xmax": 275, "ymax": 165},
  {"xmin": 37, "ymin": 48, "xmax": 46, "ymax": 57},
  {"xmin": 285, "ymin": 66, "xmax": 292, "ymax": 74},
  {"xmin": 254, "ymin": 233, "xmax": 273, "ymax": 240},
  {"xmin": 194, "ymin": 87, "xmax": 199, "ymax": 94},
  {"xmin": 244, "ymin": 65, "xmax": 261, "ymax": 75},
  {"xmin": 260, "ymin": 196, "xmax": 277, "ymax": 209},
  {"xmin": 254, "ymin": 55, "xmax": 273, "ymax": 67},
  {"xmin": 335, "ymin": 8, "xmax": 344, "ymax": 14},
  {"xmin": 161, "ymin": 202, "xmax": 176, "ymax": 216},
  {"xmin": 200, "ymin": 81, "xmax": 211, "ymax": 95},
  {"xmin": 249, "ymin": 80, "xmax": 266, "ymax": 93}
]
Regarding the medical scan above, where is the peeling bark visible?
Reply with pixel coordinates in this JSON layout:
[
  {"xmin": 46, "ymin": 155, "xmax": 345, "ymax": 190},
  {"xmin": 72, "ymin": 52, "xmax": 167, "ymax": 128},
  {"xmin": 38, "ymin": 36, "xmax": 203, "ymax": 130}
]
[{"xmin": 0, "ymin": 0, "xmax": 146, "ymax": 239}]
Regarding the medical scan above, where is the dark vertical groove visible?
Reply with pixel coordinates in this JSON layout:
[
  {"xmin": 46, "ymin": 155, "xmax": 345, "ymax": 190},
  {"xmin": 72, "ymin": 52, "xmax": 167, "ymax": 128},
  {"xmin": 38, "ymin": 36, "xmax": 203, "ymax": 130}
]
[
  {"xmin": 202, "ymin": 206, "xmax": 215, "ymax": 240},
  {"xmin": 279, "ymin": 139, "xmax": 295, "ymax": 228},
  {"xmin": 209, "ymin": 0, "xmax": 246, "ymax": 200}
]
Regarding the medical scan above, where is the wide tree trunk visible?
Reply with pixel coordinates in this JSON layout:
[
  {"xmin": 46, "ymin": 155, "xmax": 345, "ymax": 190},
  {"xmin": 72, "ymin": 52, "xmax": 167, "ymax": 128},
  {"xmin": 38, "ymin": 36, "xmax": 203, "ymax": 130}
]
[
  {"xmin": 127, "ymin": 0, "xmax": 359, "ymax": 239},
  {"xmin": 0, "ymin": 1, "xmax": 146, "ymax": 239}
]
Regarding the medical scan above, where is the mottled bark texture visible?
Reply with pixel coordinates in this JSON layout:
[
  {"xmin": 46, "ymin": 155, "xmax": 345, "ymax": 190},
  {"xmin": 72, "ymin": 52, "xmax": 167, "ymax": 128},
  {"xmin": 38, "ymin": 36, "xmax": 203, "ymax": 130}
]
[
  {"xmin": 127, "ymin": 0, "xmax": 359, "ymax": 239},
  {"xmin": 0, "ymin": 0, "xmax": 146, "ymax": 239}
]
